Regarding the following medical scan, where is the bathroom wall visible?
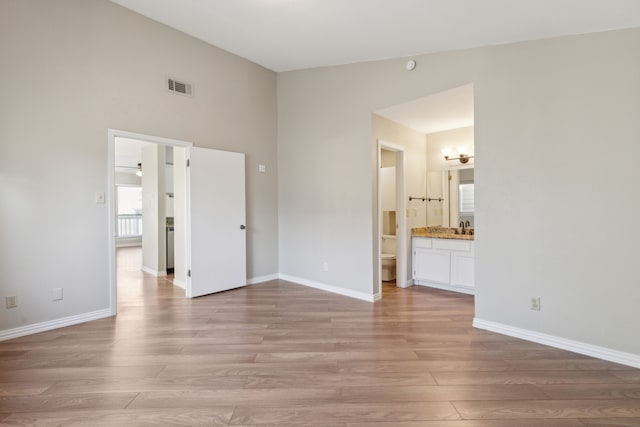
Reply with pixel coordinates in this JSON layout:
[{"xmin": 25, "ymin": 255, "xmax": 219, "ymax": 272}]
[
  {"xmin": 380, "ymin": 164, "xmax": 396, "ymax": 236},
  {"xmin": 380, "ymin": 149, "xmax": 396, "ymax": 168},
  {"xmin": 426, "ymin": 171, "xmax": 447, "ymax": 226}
]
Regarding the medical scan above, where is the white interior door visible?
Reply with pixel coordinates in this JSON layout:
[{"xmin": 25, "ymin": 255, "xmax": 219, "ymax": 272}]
[{"xmin": 187, "ymin": 147, "xmax": 246, "ymax": 298}]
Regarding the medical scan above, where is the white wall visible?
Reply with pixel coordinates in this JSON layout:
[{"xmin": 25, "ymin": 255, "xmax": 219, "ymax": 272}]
[
  {"xmin": 0, "ymin": 0, "xmax": 278, "ymax": 335},
  {"xmin": 141, "ymin": 144, "xmax": 166, "ymax": 275},
  {"xmin": 115, "ymin": 172, "xmax": 141, "ymax": 186},
  {"xmin": 278, "ymin": 28, "xmax": 640, "ymax": 356},
  {"xmin": 173, "ymin": 147, "xmax": 187, "ymax": 288}
]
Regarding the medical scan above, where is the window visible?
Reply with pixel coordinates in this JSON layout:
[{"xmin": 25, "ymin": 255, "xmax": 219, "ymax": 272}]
[
  {"xmin": 459, "ymin": 183, "xmax": 474, "ymax": 214},
  {"xmin": 117, "ymin": 186, "xmax": 142, "ymax": 237}
]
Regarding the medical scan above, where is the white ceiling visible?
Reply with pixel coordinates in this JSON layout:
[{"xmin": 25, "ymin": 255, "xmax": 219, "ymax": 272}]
[
  {"xmin": 110, "ymin": 0, "xmax": 640, "ymax": 72},
  {"xmin": 376, "ymin": 84, "xmax": 474, "ymax": 135}
]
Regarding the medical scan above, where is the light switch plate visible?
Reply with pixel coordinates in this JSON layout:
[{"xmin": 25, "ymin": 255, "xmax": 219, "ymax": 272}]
[
  {"xmin": 52, "ymin": 288, "xmax": 63, "ymax": 301},
  {"xmin": 530, "ymin": 297, "xmax": 541, "ymax": 311},
  {"xmin": 258, "ymin": 164, "xmax": 266, "ymax": 173},
  {"xmin": 94, "ymin": 192, "xmax": 105, "ymax": 204},
  {"xmin": 6, "ymin": 296, "xmax": 17, "ymax": 308}
]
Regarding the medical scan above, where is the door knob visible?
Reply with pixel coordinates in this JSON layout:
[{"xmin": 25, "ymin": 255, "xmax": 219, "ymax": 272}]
[{"xmin": 240, "ymin": 225, "xmax": 246, "ymax": 230}]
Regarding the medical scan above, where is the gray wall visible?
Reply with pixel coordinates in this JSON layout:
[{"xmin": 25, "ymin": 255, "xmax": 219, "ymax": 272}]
[
  {"xmin": 0, "ymin": 0, "xmax": 278, "ymax": 332},
  {"xmin": 278, "ymin": 28, "xmax": 640, "ymax": 355}
]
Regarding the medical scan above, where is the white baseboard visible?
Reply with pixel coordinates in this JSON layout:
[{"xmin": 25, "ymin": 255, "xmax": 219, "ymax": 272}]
[
  {"xmin": 473, "ymin": 318, "xmax": 640, "ymax": 369},
  {"xmin": 141, "ymin": 266, "xmax": 167, "ymax": 277},
  {"xmin": 247, "ymin": 274, "xmax": 279, "ymax": 285},
  {"xmin": 172, "ymin": 279, "xmax": 186, "ymax": 290},
  {"xmin": 373, "ymin": 292, "xmax": 382, "ymax": 301},
  {"xmin": 279, "ymin": 274, "xmax": 376, "ymax": 302},
  {"xmin": 0, "ymin": 308, "xmax": 113, "ymax": 342},
  {"xmin": 414, "ymin": 280, "xmax": 475, "ymax": 295}
]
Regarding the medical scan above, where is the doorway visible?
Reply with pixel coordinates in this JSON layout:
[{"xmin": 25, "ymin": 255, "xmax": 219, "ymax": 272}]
[
  {"xmin": 107, "ymin": 129, "xmax": 248, "ymax": 315},
  {"xmin": 376, "ymin": 140, "xmax": 407, "ymax": 298},
  {"xmin": 108, "ymin": 130, "xmax": 192, "ymax": 315}
]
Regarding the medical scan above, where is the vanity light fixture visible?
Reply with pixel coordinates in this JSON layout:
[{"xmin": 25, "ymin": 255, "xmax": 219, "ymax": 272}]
[
  {"xmin": 136, "ymin": 163, "xmax": 142, "ymax": 177},
  {"xmin": 442, "ymin": 147, "xmax": 474, "ymax": 164}
]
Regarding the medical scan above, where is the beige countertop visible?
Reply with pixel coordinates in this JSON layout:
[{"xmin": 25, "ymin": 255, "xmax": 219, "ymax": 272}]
[{"xmin": 412, "ymin": 227, "xmax": 475, "ymax": 241}]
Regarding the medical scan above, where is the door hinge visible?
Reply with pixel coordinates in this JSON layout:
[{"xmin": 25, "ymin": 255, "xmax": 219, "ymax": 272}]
[
  {"xmin": 186, "ymin": 159, "xmax": 190, "ymax": 167},
  {"xmin": 187, "ymin": 269, "xmax": 191, "ymax": 277}
]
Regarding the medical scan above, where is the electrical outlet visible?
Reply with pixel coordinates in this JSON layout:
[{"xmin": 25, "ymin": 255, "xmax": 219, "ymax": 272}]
[
  {"xmin": 530, "ymin": 297, "xmax": 541, "ymax": 311},
  {"xmin": 52, "ymin": 287, "xmax": 63, "ymax": 301},
  {"xmin": 322, "ymin": 262, "xmax": 329, "ymax": 272},
  {"xmin": 6, "ymin": 296, "xmax": 18, "ymax": 309}
]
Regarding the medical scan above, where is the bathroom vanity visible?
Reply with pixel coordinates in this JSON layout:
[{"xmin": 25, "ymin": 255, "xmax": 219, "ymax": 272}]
[{"xmin": 412, "ymin": 228, "xmax": 474, "ymax": 294}]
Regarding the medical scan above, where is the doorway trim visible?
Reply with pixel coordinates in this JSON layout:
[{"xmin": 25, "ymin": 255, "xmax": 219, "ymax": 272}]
[
  {"xmin": 377, "ymin": 140, "xmax": 407, "ymax": 297},
  {"xmin": 107, "ymin": 129, "xmax": 192, "ymax": 316}
]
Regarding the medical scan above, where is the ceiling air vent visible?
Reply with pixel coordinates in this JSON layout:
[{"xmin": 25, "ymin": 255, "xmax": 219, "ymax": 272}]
[{"xmin": 167, "ymin": 78, "xmax": 193, "ymax": 97}]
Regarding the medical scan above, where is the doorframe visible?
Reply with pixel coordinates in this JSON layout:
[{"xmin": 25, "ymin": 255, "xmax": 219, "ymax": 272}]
[
  {"xmin": 377, "ymin": 140, "xmax": 407, "ymax": 295},
  {"xmin": 107, "ymin": 129, "xmax": 192, "ymax": 315}
]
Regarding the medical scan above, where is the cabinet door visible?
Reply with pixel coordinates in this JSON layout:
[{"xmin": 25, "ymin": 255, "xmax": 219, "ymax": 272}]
[
  {"xmin": 452, "ymin": 251, "xmax": 474, "ymax": 288},
  {"xmin": 414, "ymin": 248, "xmax": 450, "ymax": 284}
]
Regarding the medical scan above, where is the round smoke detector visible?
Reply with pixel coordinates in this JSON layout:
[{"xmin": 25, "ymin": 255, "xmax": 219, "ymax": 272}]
[{"xmin": 406, "ymin": 60, "xmax": 416, "ymax": 71}]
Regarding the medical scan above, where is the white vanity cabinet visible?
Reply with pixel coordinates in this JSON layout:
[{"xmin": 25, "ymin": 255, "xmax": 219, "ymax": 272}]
[{"xmin": 412, "ymin": 237, "xmax": 474, "ymax": 294}]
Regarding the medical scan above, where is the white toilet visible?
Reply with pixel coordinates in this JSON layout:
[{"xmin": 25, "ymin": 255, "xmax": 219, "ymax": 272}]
[{"xmin": 381, "ymin": 235, "xmax": 397, "ymax": 281}]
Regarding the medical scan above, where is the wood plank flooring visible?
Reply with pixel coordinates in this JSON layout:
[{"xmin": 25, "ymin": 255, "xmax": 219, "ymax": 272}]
[{"xmin": 0, "ymin": 247, "xmax": 639, "ymax": 426}]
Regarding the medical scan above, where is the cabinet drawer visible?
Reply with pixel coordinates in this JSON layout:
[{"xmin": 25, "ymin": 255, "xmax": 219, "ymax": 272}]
[
  {"xmin": 433, "ymin": 239, "xmax": 472, "ymax": 252},
  {"xmin": 413, "ymin": 237, "xmax": 432, "ymax": 249}
]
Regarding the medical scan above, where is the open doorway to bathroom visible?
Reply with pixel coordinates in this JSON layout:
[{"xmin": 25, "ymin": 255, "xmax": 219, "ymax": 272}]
[
  {"xmin": 376, "ymin": 140, "xmax": 407, "ymax": 298},
  {"xmin": 380, "ymin": 148, "xmax": 398, "ymax": 291}
]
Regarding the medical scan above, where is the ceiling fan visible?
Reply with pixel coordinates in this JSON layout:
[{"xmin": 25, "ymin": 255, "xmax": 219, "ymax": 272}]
[{"xmin": 115, "ymin": 163, "xmax": 142, "ymax": 176}]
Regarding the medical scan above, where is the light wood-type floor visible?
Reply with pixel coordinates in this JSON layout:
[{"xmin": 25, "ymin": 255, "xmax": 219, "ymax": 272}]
[{"xmin": 1, "ymin": 247, "xmax": 639, "ymax": 426}]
